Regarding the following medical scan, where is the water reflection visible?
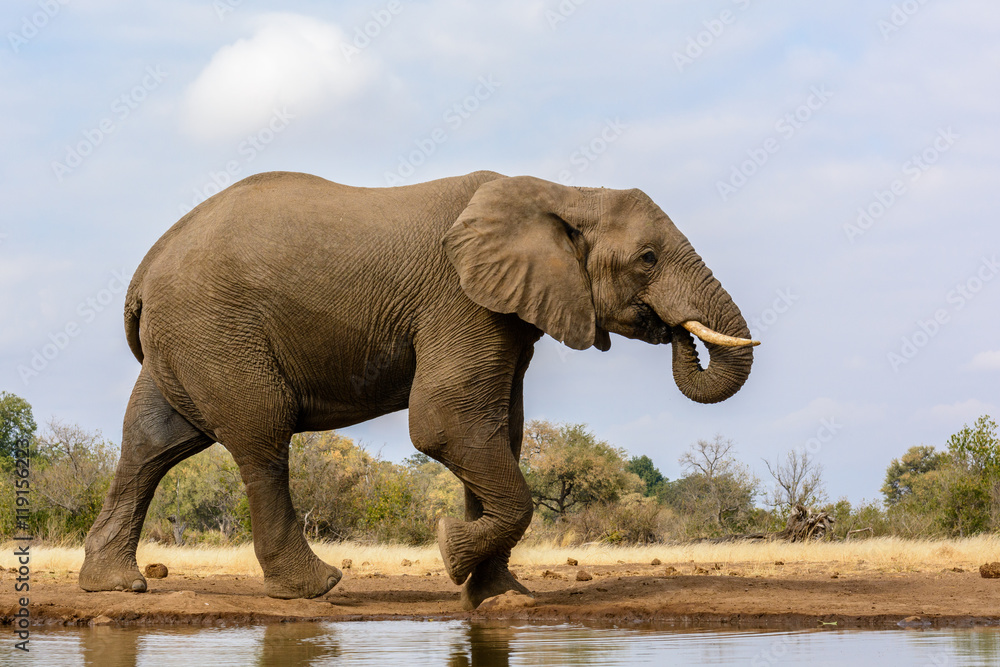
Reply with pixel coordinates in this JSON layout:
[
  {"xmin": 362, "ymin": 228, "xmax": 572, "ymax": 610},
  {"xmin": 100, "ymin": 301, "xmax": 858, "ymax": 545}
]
[
  {"xmin": 447, "ymin": 624, "xmax": 513, "ymax": 667},
  {"xmin": 12, "ymin": 621, "xmax": 1000, "ymax": 667}
]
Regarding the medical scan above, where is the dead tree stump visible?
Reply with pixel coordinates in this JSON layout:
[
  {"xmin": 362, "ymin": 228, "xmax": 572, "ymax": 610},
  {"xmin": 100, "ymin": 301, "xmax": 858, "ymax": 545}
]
[{"xmin": 774, "ymin": 504, "xmax": 834, "ymax": 542}]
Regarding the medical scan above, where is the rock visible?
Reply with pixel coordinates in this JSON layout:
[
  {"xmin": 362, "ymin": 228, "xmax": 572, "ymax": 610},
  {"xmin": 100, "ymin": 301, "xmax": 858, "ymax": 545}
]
[
  {"xmin": 980, "ymin": 562, "xmax": 1000, "ymax": 578},
  {"xmin": 575, "ymin": 570, "xmax": 593, "ymax": 581},
  {"xmin": 650, "ymin": 558, "xmax": 661, "ymax": 566},
  {"xmin": 144, "ymin": 563, "xmax": 168, "ymax": 579},
  {"xmin": 542, "ymin": 570, "xmax": 564, "ymax": 580},
  {"xmin": 89, "ymin": 615, "xmax": 114, "ymax": 626},
  {"xmin": 342, "ymin": 558, "xmax": 352, "ymax": 569},
  {"xmin": 774, "ymin": 560, "xmax": 785, "ymax": 566},
  {"xmin": 566, "ymin": 557, "xmax": 578, "ymax": 566},
  {"xmin": 477, "ymin": 591, "xmax": 536, "ymax": 611},
  {"xmin": 400, "ymin": 559, "xmax": 412, "ymax": 567}
]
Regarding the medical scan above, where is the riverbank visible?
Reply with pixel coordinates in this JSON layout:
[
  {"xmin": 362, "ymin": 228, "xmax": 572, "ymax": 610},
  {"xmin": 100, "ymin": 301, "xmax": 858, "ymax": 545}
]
[{"xmin": 3, "ymin": 538, "xmax": 999, "ymax": 630}]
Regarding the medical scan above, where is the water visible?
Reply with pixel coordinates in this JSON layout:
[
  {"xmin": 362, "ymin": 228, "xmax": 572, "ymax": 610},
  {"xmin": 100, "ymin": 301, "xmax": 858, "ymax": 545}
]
[{"xmin": 6, "ymin": 621, "xmax": 999, "ymax": 666}]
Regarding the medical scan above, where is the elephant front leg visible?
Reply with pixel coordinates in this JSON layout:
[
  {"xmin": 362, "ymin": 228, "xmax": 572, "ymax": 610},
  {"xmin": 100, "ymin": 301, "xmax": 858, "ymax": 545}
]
[
  {"xmin": 434, "ymin": 461, "xmax": 533, "ymax": 587},
  {"xmin": 457, "ymin": 489, "xmax": 532, "ymax": 611},
  {"xmin": 410, "ymin": 407, "xmax": 533, "ymax": 592}
]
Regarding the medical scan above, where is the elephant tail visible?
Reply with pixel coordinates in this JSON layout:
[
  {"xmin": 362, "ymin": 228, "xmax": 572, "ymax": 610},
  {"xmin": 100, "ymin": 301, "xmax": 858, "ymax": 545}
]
[
  {"xmin": 124, "ymin": 275, "xmax": 144, "ymax": 364},
  {"xmin": 125, "ymin": 238, "xmax": 165, "ymax": 364}
]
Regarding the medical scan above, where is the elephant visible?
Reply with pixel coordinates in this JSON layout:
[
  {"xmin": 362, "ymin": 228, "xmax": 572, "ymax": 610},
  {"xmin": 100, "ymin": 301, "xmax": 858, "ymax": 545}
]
[{"xmin": 79, "ymin": 170, "xmax": 758, "ymax": 609}]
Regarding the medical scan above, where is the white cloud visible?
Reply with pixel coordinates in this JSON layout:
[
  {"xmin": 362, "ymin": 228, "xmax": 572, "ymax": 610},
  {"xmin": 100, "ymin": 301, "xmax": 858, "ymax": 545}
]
[
  {"xmin": 929, "ymin": 399, "xmax": 997, "ymax": 423},
  {"xmin": 966, "ymin": 350, "xmax": 1000, "ymax": 371},
  {"xmin": 179, "ymin": 13, "xmax": 378, "ymax": 141}
]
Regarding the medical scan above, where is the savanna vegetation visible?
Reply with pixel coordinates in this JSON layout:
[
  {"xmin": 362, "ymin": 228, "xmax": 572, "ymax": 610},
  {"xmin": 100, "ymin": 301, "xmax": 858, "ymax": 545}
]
[{"xmin": 2, "ymin": 389, "xmax": 998, "ymax": 547}]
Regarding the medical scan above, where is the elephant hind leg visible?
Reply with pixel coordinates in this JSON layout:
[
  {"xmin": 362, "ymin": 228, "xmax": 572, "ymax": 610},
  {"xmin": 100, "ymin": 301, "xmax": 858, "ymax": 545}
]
[
  {"xmin": 80, "ymin": 366, "xmax": 212, "ymax": 593},
  {"xmin": 211, "ymin": 378, "xmax": 341, "ymax": 600},
  {"xmin": 224, "ymin": 443, "xmax": 342, "ymax": 599}
]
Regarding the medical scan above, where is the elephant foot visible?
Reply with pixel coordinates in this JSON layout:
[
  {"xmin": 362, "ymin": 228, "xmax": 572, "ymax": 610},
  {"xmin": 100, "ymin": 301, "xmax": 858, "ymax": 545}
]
[
  {"xmin": 79, "ymin": 551, "xmax": 147, "ymax": 593},
  {"xmin": 264, "ymin": 558, "xmax": 342, "ymax": 600},
  {"xmin": 438, "ymin": 517, "xmax": 482, "ymax": 586},
  {"xmin": 461, "ymin": 562, "xmax": 531, "ymax": 611}
]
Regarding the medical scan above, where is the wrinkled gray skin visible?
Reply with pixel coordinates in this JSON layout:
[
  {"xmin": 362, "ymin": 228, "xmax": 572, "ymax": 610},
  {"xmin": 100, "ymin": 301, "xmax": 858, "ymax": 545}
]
[{"xmin": 80, "ymin": 171, "xmax": 754, "ymax": 609}]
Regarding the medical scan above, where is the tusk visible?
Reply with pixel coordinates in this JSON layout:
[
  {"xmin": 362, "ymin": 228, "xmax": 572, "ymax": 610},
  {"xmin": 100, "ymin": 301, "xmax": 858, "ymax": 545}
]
[{"xmin": 682, "ymin": 321, "xmax": 760, "ymax": 347}]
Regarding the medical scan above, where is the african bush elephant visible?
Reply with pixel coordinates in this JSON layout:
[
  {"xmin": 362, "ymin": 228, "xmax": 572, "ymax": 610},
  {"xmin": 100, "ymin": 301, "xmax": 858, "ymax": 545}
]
[{"xmin": 80, "ymin": 171, "xmax": 757, "ymax": 609}]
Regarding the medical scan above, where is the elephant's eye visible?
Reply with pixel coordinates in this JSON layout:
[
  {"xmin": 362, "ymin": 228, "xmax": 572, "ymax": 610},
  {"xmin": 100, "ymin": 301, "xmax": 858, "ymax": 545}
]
[{"xmin": 641, "ymin": 250, "xmax": 657, "ymax": 266}]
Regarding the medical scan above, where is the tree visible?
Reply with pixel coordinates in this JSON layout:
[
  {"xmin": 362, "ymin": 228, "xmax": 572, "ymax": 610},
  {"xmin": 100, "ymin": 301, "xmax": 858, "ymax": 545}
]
[
  {"xmin": 521, "ymin": 421, "xmax": 642, "ymax": 518},
  {"xmin": 626, "ymin": 455, "xmax": 667, "ymax": 499},
  {"xmin": 148, "ymin": 444, "xmax": 247, "ymax": 544},
  {"xmin": 764, "ymin": 449, "xmax": 825, "ymax": 509},
  {"xmin": 947, "ymin": 415, "xmax": 1000, "ymax": 479},
  {"xmin": 32, "ymin": 420, "xmax": 117, "ymax": 538},
  {"xmin": 942, "ymin": 415, "xmax": 1000, "ymax": 534},
  {"xmin": 671, "ymin": 435, "xmax": 759, "ymax": 532},
  {"xmin": 0, "ymin": 391, "xmax": 36, "ymax": 464},
  {"xmin": 881, "ymin": 445, "xmax": 948, "ymax": 506}
]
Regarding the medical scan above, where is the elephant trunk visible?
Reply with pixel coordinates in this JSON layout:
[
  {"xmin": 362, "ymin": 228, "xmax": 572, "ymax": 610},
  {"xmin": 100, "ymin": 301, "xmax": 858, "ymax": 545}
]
[{"xmin": 656, "ymin": 247, "xmax": 756, "ymax": 404}]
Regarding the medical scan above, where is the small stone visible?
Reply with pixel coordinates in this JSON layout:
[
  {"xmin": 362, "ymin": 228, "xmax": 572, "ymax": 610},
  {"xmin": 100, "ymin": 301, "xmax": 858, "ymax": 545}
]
[
  {"xmin": 477, "ymin": 591, "xmax": 536, "ymax": 611},
  {"xmin": 774, "ymin": 560, "xmax": 785, "ymax": 566},
  {"xmin": 576, "ymin": 570, "xmax": 593, "ymax": 581},
  {"xmin": 898, "ymin": 615, "xmax": 929, "ymax": 628},
  {"xmin": 566, "ymin": 557, "xmax": 578, "ymax": 566},
  {"xmin": 401, "ymin": 559, "xmax": 412, "ymax": 567},
  {"xmin": 650, "ymin": 558, "xmax": 661, "ymax": 566},
  {"xmin": 980, "ymin": 562, "xmax": 1000, "ymax": 578},
  {"xmin": 89, "ymin": 615, "xmax": 114, "ymax": 626},
  {"xmin": 342, "ymin": 559, "xmax": 352, "ymax": 569},
  {"xmin": 144, "ymin": 563, "xmax": 168, "ymax": 579},
  {"xmin": 165, "ymin": 590, "xmax": 196, "ymax": 598}
]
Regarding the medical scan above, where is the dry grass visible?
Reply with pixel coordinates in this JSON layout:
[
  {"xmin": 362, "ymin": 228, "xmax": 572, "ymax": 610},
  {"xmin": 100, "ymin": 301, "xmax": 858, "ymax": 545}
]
[
  {"xmin": 513, "ymin": 535, "xmax": 1000, "ymax": 575},
  {"xmin": 4, "ymin": 536, "xmax": 998, "ymax": 578}
]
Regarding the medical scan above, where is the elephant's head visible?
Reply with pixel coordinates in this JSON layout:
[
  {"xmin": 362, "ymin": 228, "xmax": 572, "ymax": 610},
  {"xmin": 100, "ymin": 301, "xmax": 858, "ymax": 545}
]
[{"xmin": 442, "ymin": 175, "xmax": 758, "ymax": 404}]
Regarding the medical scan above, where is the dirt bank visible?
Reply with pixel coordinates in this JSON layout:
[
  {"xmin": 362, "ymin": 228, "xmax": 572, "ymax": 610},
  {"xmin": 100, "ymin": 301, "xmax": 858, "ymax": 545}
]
[{"xmin": 4, "ymin": 559, "xmax": 999, "ymax": 630}]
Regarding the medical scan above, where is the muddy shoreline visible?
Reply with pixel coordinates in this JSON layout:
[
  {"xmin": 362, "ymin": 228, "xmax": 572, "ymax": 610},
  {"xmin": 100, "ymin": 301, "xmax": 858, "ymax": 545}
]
[{"xmin": 5, "ymin": 561, "xmax": 999, "ymax": 631}]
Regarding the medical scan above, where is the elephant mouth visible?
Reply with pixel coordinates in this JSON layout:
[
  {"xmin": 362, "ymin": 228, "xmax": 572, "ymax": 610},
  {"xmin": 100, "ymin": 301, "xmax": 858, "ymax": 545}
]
[
  {"xmin": 634, "ymin": 303, "xmax": 673, "ymax": 344},
  {"xmin": 634, "ymin": 303, "xmax": 760, "ymax": 349}
]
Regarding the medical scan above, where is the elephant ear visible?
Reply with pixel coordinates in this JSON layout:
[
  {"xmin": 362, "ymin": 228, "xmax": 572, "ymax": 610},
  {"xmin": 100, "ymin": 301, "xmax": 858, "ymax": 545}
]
[{"xmin": 443, "ymin": 176, "xmax": 601, "ymax": 350}]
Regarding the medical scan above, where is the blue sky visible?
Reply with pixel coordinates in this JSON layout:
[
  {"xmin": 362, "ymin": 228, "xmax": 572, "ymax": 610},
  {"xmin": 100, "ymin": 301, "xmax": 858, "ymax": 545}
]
[{"xmin": 2, "ymin": 0, "xmax": 997, "ymax": 505}]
